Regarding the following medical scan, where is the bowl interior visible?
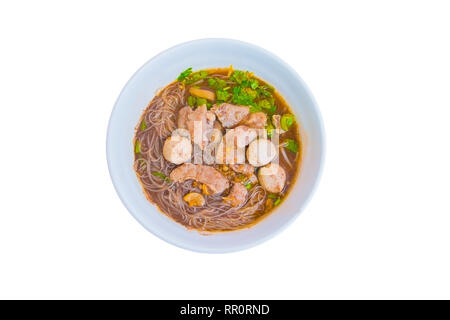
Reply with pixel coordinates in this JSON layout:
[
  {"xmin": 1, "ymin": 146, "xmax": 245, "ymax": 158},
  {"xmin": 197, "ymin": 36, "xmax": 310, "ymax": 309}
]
[{"xmin": 107, "ymin": 39, "xmax": 324, "ymax": 253}]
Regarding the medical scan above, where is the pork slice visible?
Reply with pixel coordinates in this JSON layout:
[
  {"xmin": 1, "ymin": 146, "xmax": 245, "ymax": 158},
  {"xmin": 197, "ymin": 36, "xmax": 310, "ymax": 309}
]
[
  {"xmin": 230, "ymin": 163, "xmax": 255, "ymax": 176},
  {"xmin": 169, "ymin": 164, "xmax": 229, "ymax": 194},
  {"xmin": 177, "ymin": 105, "xmax": 216, "ymax": 150},
  {"xmin": 224, "ymin": 183, "xmax": 248, "ymax": 207},
  {"xmin": 243, "ymin": 112, "xmax": 267, "ymax": 129},
  {"xmin": 213, "ymin": 103, "xmax": 250, "ymax": 128},
  {"xmin": 177, "ymin": 106, "xmax": 192, "ymax": 130}
]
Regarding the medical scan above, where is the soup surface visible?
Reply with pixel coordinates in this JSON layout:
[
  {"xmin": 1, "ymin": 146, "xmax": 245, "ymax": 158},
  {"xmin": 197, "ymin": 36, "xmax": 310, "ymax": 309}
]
[{"xmin": 133, "ymin": 67, "xmax": 301, "ymax": 232}]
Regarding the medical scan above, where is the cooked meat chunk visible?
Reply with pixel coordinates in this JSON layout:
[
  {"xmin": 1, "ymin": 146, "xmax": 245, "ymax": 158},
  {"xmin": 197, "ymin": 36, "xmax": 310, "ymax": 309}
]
[
  {"xmin": 230, "ymin": 163, "xmax": 255, "ymax": 176},
  {"xmin": 213, "ymin": 119, "xmax": 223, "ymax": 131},
  {"xmin": 224, "ymin": 183, "xmax": 247, "ymax": 207},
  {"xmin": 203, "ymin": 127, "xmax": 223, "ymax": 165},
  {"xmin": 212, "ymin": 103, "xmax": 249, "ymax": 128},
  {"xmin": 189, "ymin": 87, "xmax": 215, "ymax": 101},
  {"xmin": 243, "ymin": 112, "xmax": 267, "ymax": 129},
  {"xmin": 271, "ymin": 114, "xmax": 286, "ymax": 134},
  {"xmin": 163, "ymin": 135, "xmax": 192, "ymax": 164},
  {"xmin": 258, "ymin": 163, "xmax": 286, "ymax": 193},
  {"xmin": 215, "ymin": 126, "xmax": 257, "ymax": 164},
  {"xmin": 228, "ymin": 125, "xmax": 258, "ymax": 148},
  {"xmin": 177, "ymin": 106, "xmax": 191, "ymax": 129},
  {"xmin": 246, "ymin": 174, "xmax": 258, "ymax": 186},
  {"xmin": 177, "ymin": 105, "xmax": 216, "ymax": 149},
  {"xmin": 170, "ymin": 163, "xmax": 229, "ymax": 194},
  {"xmin": 183, "ymin": 192, "xmax": 205, "ymax": 207},
  {"xmin": 247, "ymin": 139, "xmax": 277, "ymax": 167}
]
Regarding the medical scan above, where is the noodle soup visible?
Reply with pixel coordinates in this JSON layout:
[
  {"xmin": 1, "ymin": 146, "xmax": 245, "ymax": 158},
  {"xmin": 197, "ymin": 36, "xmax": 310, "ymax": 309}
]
[{"xmin": 133, "ymin": 67, "xmax": 301, "ymax": 232}]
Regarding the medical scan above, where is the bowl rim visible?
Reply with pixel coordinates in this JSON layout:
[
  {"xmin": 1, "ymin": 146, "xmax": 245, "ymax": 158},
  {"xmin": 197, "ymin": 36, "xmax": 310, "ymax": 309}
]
[{"xmin": 106, "ymin": 38, "xmax": 326, "ymax": 253}]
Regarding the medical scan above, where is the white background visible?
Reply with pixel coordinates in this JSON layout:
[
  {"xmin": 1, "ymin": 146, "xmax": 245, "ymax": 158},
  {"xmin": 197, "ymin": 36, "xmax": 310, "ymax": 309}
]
[{"xmin": 1, "ymin": 0, "xmax": 449, "ymax": 299}]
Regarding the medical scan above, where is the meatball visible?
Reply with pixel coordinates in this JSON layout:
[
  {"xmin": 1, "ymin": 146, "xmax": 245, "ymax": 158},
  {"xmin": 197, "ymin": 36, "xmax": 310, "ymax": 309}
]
[
  {"xmin": 246, "ymin": 139, "xmax": 277, "ymax": 167},
  {"xmin": 162, "ymin": 135, "xmax": 192, "ymax": 164},
  {"xmin": 257, "ymin": 163, "xmax": 286, "ymax": 193}
]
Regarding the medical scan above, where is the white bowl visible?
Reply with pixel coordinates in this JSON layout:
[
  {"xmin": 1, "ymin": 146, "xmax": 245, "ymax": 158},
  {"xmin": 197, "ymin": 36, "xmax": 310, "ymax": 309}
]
[{"xmin": 106, "ymin": 39, "xmax": 325, "ymax": 253}]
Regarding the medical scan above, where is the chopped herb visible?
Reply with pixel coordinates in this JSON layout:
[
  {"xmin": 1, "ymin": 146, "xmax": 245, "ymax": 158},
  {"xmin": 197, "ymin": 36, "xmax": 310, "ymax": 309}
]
[
  {"xmin": 274, "ymin": 197, "xmax": 281, "ymax": 206},
  {"xmin": 187, "ymin": 96, "xmax": 208, "ymax": 107},
  {"xmin": 281, "ymin": 114, "xmax": 295, "ymax": 131},
  {"xmin": 249, "ymin": 79, "xmax": 259, "ymax": 89},
  {"xmin": 230, "ymin": 70, "xmax": 249, "ymax": 84},
  {"xmin": 257, "ymin": 86, "xmax": 273, "ymax": 97},
  {"xmin": 206, "ymin": 102, "xmax": 212, "ymax": 109},
  {"xmin": 140, "ymin": 120, "xmax": 147, "ymax": 131},
  {"xmin": 242, "ymin": 78, "xmax": 259, "ymax": 89},
  {"xmin": 244, "ymin": 181, "xmax": 253, "ymax": 190},
  {"xmin": 187, "ymin": 95, "xmax": 196, "ymax": 107},
  {"xmin": 196, "ymin": 97, "xmax": 207, "ymax": 106},
  {"xmin": 257, "ymin": 99, "xmax": 276, "ymax": 114},
  {"xmin": 184, "ymin": 70, "xmax": 209, "ymax": 84},
  {"xmin": 151, "ymin": 171, "xmax": 172, "ymax": 183},
  {"xmin": 232, "ymin": 86, "xmax": 257, "ymax": 106},
  {"xmin": 135, "ymin": 140, "xmax": 141, "ymax": 154},
  {"xmin": 216, "ymin": 89, "xmax": 230, "ymax": 101},
  {"xmin": 284, "ymin": 139, "xmax": 299, "ymax": 153},
  {"xmin": 268, "ymin": 193, "xmax": 278, "ymax": 199},
  {"xmin": 265, "ymin": 120, "xmax": 275, "ymax": 138},
  {"xmin": 249, "ymin": 104, "xmax": 262, "ymax": 113},
  {"xmin": 208, "ymin": 77, "xmax": 227, "ymax": 90},
  {"xmin": 177, "ymin": 67, "xmax": 192, "ymax": 81}
]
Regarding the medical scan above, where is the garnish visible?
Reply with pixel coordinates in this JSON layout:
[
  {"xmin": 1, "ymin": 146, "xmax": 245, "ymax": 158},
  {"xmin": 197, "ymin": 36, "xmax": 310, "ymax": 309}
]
[
  {"xmin": 274, "ymin": 197, "xmax": 281, "ymax": 206},
  {"xmin": 140, "ymin": 120, "xmax": 147, "ymax": 131},
  {"xmin": 208, "ymin": 77, "xmax": 227, "ymax": 90},
  {"xmin": 216, "ymin": 89, "xmax": 231, "ymax": 101},
  {"xmin": 230, "ymin": 70, "xmax": 250, "ymax": 84},
  {"xmin": 151, "ymin": 171, "xmax": 172, "ymax": 183},
  {"xmin": 177, "ymin": 67, "xmax": 192, "ymax": 81},
  {"xmin": 135, "ymin": 140, "xmax": 141, "ymax": 154},
  {"xmin": 280, "ymin": 114, "xmax": 295, "ymax": 131},
  {"xmin": 283, "ymin": 139, "xmax": 299, "ymax": 153},
  {"xmin": 187, "ymin": 96, "xmax": 208, "ymax": 107},
  {"xmin": 184, "ymin": 70, "xmax": 209, "ymax": 84}
]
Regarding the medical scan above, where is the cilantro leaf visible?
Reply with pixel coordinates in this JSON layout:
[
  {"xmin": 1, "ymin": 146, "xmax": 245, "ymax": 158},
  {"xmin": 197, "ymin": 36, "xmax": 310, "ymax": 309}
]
[
  {"xmin": 281, "ymin": 114, "xmax": 295, "ymax": 131},
  {"xmin": 135, "ymin": 140, "xmax": 141, "ymax": 154},
  {"xmin": 230, "ymin": 70, "xmax": 249, "ymax": 84},
  {"xmin": 187, "ymin": 96, "xmax": 196, "ymax": 107},
  {"xmin": 177, "ymin": 67, "xmax": 192, "ymax": 81},
  {"xmin": 185, "ymin": 71, "xmax": 209, "ymax": 84},
  {"xmin": 284, "ymin": 139, "xmax": 299, "ymax": 153},
  {"xmin": 216, "ymin": 89, "xmax": 230, "ymax": 101},
  {"xmin": 249, "ymin": 104, "xmax": 262, "ymax": 113},
  {"xmin": 151, "ymin": 171, "xmax": 172, "ymax": 183},
  {"xmin": 274, "ymin": 197, "xmax": 281, "ymax": 206},
  {"xmin": 196, "ymin": 97, "xmax": 207, "ymax": 106},
  {"xmin": 208, "ymin": 77, "xmax": 227, "ymax": 90},
  {"xmin": 140, "ymin": 120, "xmax": 147, "ymax": 131}
]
